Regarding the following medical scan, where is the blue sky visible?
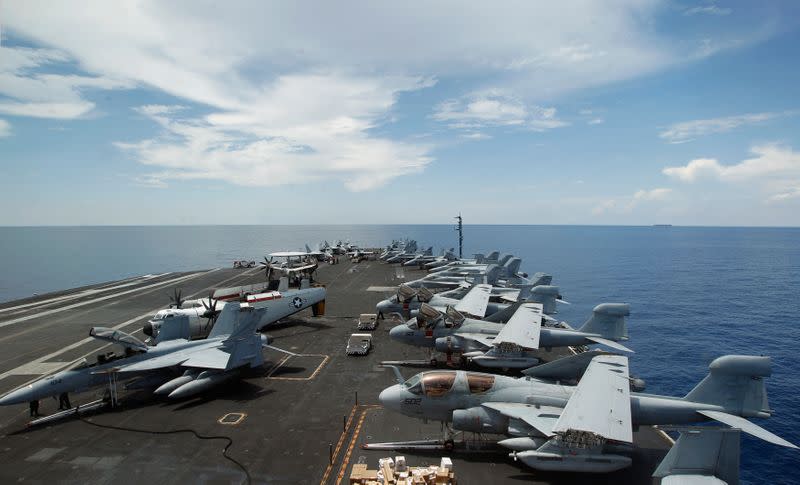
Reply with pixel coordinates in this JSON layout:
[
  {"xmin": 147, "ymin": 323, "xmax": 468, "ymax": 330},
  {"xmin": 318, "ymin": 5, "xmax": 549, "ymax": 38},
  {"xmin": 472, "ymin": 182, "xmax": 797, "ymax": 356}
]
[{"xmin": 1, "ymin": 1, "xmax": 799, "ymax": 226}]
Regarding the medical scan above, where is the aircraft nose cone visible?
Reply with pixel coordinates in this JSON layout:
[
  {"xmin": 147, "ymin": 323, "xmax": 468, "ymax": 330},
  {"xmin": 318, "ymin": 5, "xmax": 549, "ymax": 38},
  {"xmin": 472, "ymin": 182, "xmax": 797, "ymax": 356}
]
[
  {"xmin": 376, "ymin": 300, "xmax": 391, "ymax": 314},
  {"xmin": 378, "ymin": 385, "xmax": 401, "ymax": 412},
  {"xmin": 388, "ymin": 324, "xmax": 407, "ymax": 343},
  {"xmin": 0, "ymin": 385, "xmax": 33, "ymax": 406}
]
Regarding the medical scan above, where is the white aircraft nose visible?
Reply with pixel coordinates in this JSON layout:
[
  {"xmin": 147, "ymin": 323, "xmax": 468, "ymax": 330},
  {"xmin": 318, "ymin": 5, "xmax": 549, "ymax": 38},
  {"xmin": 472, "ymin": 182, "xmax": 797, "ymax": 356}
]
[
  {"xmin": 378, "ymin": 385, "xmax": 402, "ymax": 411},
  {"xmin": 0, "ymin": 384, "xmax": 33, "ymax": 406},
  {"xmin": 388, "ymin": 324, "xmax": 408, "ymax": 342}
]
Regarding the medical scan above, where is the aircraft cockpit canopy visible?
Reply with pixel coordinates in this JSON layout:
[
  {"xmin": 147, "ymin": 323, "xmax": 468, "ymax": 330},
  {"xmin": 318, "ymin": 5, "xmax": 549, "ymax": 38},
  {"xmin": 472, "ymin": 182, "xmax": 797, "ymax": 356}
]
[
  {"xmin": 89, "ymin": 327, "xmax": 148, "ymax": 352},
  {"xmin": 418, "ymin": 303, "xmax": 441, "ymax": 327},
  {"xmin": 467, "ymin": 373, "xmax": 495, "ymax": 394},
  {"xmin": 416, "ymin": 286, "xmax": 434, "ymax": 303},
  {"xmin": 404, "ymin": 374, "xmax": 423, "ymax": 395},
  {"xmin": 404, "ymin": 371, "xmax": 459, "ymax": 397},
  {"xmin": 445, "ymin": 306, "xmax": 465, "ymax": 327},
  {"xmin": 421, "ymin": 371, "xmax": 457, "ymax": 397},
  {"xmin": 397, "ymin": 284, "xmax": 417, "ymax": 302}
]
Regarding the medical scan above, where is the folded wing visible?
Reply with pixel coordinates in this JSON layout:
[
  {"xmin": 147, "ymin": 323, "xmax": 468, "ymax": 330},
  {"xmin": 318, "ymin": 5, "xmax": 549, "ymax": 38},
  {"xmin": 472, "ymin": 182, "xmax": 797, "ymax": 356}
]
[
  {"xmin": 454, "ymin": 284, "xmax": 492, "ymax": 318},
  {"xmin": 552, "ymin": 354, "xmax": 633, "ymax": 443}
]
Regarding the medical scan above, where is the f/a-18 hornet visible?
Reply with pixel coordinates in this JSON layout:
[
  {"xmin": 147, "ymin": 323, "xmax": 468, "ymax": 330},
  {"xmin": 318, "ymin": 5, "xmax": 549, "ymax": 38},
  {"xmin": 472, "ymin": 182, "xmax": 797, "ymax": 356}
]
[
  {"xmin": 379, "ymin": 354, "xmax": 796, "ymax": 473},
  {"xmin": 0, "ymin": 302, "xmax": 289, "ymax": 407}
]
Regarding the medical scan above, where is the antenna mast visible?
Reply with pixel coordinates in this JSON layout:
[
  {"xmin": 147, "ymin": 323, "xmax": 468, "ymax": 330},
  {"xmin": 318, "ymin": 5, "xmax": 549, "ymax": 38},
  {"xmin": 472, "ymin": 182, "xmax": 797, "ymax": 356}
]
[{"xmin": 454, "ymin": 213, "xmax": 463, "ymax": 259}]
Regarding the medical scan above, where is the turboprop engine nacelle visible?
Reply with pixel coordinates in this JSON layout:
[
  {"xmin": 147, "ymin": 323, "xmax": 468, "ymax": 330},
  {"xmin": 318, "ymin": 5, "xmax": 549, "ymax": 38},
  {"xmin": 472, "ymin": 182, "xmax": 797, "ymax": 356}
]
[
  {"xmin": 144, "ymin": 314, "xmax": 209, "ymax": 344},
  {"xmin": 452, "ymin": 406, "xmax": 508, "ymax": 434}
]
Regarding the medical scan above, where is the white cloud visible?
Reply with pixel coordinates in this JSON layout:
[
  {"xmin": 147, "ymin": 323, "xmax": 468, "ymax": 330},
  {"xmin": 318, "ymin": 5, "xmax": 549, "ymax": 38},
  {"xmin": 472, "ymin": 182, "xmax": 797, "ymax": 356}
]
[
  {"xmin": 460, "ymin": 132, "xmax": 492, "ymax": 141},
  {"xmin": 433, "ymin": 91, "xmax": 568, "ymax": 133},
  {"xmin": 633, "ymin": 187, "xmax": 672, "ymax": 201},
  {"xmin": 118, "ymin": 73, "xmax": 434, "ymax": 191},
  {"xmin": 684, "ymin": 5, "xmax": 732, "ymax": 16},
  {"xmin": 664, "ymin": 144, "xmax": 800, "ymax": 203},
  {"xmin": 659, "ymin": 112, "xmax": 788, "ymax": 143},
  {"xmin": 0, "ymin": 45, "xmax": 132, "ymax": 119},
  {"xmin": 588, "ymin": 118, "xmax": 605, "ymax": 125},
  {"xmin": 0, "ymin": 119, "xmax": 11, "ymax": 137},
  {"xmin": 663, "ymin": 144, "xmax": 800, "ymax": 182},
  {"xmin": 769, "ymin": 187, "xmax": 800, "ymax": 202},
  {"xmin": 1, "ymin": 1, "xmax": 767, "ymax": 191},
  {"xmin": 593, "ymin": 187, "xmax": 672, "ymax": 215}
]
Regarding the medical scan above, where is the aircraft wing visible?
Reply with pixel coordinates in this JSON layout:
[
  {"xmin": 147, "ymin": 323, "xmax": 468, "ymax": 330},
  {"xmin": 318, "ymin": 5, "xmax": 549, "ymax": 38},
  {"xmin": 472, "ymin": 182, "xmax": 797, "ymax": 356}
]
[
  {"xmin": 280, "ymin": 263, "xmax": 317, "ymax": 273},
  {"xmin": 697, "ymin": 410, "xmax": 798, "ymax": 448},
  {"xmin": 551, "ymin": 354, "xmax": 633, "ymax": 443},
  {"xmin": 116, "ymin": 343, "xmax": 228, "ymax": 373},
  {"xmin": 452, "ymin": 332, "xmax": 495, "ymax": 349},
  {"xmin": 181, "ymin": 347, "xmax": 231, "ymax": 369},
  {"xmin": 492, "ymin": 303, "xmax": 543, "ymax": 350},
  {"xmin": 454, "ymin": 284, "xmax": 492, "ymax": 317},
  {"xmin": 482, "ymin": 402, "xmax": 562, "ymax": 437}
]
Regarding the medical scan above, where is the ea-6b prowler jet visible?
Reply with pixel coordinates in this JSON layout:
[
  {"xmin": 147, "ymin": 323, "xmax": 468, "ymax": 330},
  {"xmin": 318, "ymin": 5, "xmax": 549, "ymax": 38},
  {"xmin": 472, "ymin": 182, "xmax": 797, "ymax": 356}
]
[
  {"xmin": 0, "ymin": 303, "xmax": 286, "ymax": 408},
  {"xmin": 376, "ymin": 276, "xmax": 555, "ymax": 320},
  {"xmin": 389, "ymin": 301, "xmax": 631, "ymax": 368},
  {"xmin": 378, "ymin": 354, "xmax": 796, "ymax": 473}
]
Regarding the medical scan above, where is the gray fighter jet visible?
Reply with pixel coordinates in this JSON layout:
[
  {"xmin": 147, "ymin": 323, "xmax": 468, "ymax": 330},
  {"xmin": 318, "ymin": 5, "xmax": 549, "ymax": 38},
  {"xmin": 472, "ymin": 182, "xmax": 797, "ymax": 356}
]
[
  {"xmin": 388, "ymin": 301, "xmax": 631, "ymax": 368},
  {"xmin": 376, "ymin": 276, "xmax": 555, "ymax": 320},
  {"xmin": 424, "ymin": 250, "xmax": 501, "ymax": 270},
  {"xmin": 0, "ymin": 302, "xmax": 283, "ymax": 407},
  {"xmin": 378, "ymin": 354, "xmax": 796, "ymax": 473}
]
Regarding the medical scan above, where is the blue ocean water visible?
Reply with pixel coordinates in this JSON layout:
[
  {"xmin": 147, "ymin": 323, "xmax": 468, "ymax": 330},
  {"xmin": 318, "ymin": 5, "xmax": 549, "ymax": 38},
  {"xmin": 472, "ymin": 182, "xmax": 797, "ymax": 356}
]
[{"xmin": 0, "ymin": 225, "xmax": 798, "ymax": 483}]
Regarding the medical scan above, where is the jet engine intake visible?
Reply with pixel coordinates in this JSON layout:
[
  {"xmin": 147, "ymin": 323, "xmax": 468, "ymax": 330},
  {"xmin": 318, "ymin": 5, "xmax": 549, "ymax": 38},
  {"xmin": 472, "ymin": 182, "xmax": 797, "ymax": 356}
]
[
  {"xmin": 452, "ymin": 406, "xmax": 508, "ymax": 434},
  {"xmin": 435, "ymin": 336, "xmax": 463, "ymax": 353}
]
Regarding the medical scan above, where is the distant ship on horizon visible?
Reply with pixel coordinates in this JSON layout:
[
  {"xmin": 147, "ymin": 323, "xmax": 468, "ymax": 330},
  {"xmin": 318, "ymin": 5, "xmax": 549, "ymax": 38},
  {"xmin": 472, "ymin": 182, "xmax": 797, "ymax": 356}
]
[{"xmin": 653, "ymin": 224, "xmax": 673, "ymax": 227}]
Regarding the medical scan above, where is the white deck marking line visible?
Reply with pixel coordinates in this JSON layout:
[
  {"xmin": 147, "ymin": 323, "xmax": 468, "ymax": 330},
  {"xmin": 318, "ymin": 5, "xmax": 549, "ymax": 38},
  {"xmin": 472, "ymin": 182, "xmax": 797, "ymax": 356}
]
[
  {"xmin": 0, "ymin": 270, "xmax": 217, "ymax": 329},
  {"xmin": 2, "ymin": 273, "xmax": 170, "ymax": 313},
  {"xmin": 0, "ymin": 310, "xmax": 160, "ymax": 381},
  {"xmin": 365, "ymin": 286, "xmax": 397, "ymax": 292}
]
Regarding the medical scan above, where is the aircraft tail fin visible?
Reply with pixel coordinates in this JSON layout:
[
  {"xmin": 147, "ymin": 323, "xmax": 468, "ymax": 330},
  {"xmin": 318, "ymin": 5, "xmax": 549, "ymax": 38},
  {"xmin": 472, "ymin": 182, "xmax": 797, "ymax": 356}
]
[
  {"xmin": 528, "ymin": 272, "xmax": 553, "ymax": 287},
  {"xmin": 652, "ymin": 428, "xmax": 741, "ymax": 484},
  {"xmin": 503, "ymin": 257, "xmax": 522, "ymax": 277},
  {"xmin": 474, "ymin": 253, "xmax": 485, "ymax": 263},
  {"xmin": 684, "ymin": 355, "xmax": 772, "ymax": 418},
  {"xmin": 522, "ymin": 349, "xmax": 609, "ymax": 381},
  {"xmin": 525, "ymin": 285, "xmax": 561, "ymax": 315},
  {"xmin": 208, "ymin": 303, "xmax": 240, "ymax": 339},
  {"xmin": 207, "ymin": 303, "xmax": 266, "ymax": 341},
  {"xmin": 484, "ymin": 264, "xmax": 502, "ymax": 284},
  {"xmin": 578, "ymin": 303, "xmax": 630, "ymax": 340},
  {"xmin": 484, "ymin": 301, "xmax": 522, "ymax": 323},
  {"xmin": 485, "ymin": 250, "xmax": 500, "ymax": 262},
  {"xmin": 278, "ymin": 277, "xmax": 289, "ymax": 292}
]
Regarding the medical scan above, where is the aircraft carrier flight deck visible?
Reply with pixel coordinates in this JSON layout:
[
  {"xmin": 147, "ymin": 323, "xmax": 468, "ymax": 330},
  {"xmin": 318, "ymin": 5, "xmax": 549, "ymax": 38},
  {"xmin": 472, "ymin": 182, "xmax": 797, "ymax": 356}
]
[{"xmin": 0, "ymin": 260, "xmax": 671, "ymax": 484}]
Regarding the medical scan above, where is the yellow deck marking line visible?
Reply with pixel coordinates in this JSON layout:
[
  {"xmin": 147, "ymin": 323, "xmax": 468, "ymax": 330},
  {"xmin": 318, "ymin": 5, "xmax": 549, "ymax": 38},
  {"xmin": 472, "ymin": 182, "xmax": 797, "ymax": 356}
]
[
  {"xmin": 217, "ymin": 412, "xmax": 247, "ymax": 426},
  {"xmin": 335, "ymin": 405, "xmax": 382, "ymax": 485},
  {"xmin": 319, "ymin": 405, "xmax": 359, "ymax": 485},
  {"xmin": 265, "ymin": 355, "xmax": 292, "ymax": 378},
  {"xmin": 266, "ymin": 354, "xmax": 330, "ymax": 381}
]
